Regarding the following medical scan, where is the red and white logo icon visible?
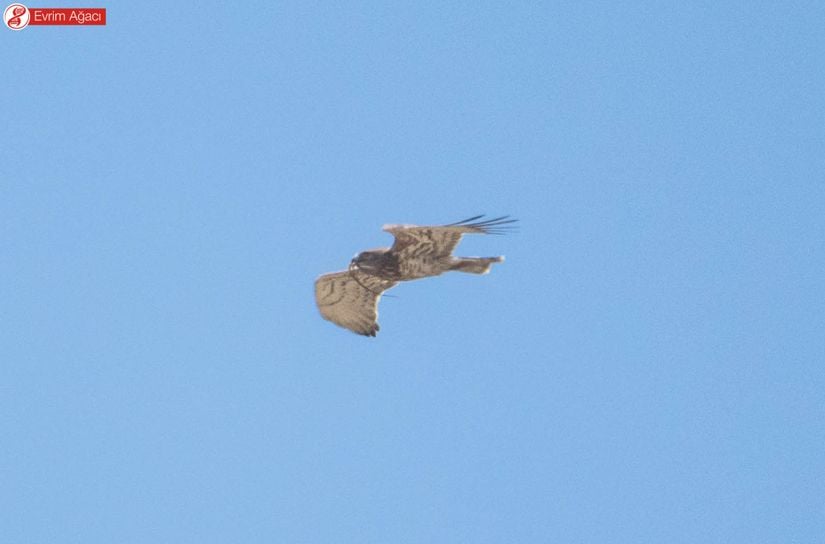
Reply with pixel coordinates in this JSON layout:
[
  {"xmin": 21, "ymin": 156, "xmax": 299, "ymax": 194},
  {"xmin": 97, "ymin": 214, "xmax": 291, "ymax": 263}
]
[{"xmin": 4, "ymin": 3, "xmax": 29, "ymax": 30}]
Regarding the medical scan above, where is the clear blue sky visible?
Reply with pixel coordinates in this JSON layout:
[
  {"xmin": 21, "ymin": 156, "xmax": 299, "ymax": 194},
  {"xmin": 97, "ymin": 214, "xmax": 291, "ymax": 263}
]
[{"xmin": 2, "ymin": 2, "xmax": 824, "ymax": 542}]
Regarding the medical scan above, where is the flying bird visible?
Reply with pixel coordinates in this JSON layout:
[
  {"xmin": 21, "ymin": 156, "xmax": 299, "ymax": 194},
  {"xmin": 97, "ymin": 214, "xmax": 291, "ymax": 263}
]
[{"xmin": 314, "ymin": 215, "xmax": 516, "ymax": 336}]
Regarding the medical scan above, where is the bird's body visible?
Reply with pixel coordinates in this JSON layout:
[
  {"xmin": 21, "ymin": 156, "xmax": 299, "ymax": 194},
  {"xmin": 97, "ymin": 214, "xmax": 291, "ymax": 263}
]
[
  {"xmin": 353, "ymin": 248, "xmax": 503, "ymax": 280},
  {"xmin": 314, "ymin": 215, "xmax": 516, "ymax": 336}
]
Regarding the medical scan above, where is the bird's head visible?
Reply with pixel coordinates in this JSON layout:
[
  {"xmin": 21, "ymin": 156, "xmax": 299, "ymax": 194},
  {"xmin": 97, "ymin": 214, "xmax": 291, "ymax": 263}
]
[{"xmin": 350, "ymin": 249, "xmax": 387, "ymax": 274}]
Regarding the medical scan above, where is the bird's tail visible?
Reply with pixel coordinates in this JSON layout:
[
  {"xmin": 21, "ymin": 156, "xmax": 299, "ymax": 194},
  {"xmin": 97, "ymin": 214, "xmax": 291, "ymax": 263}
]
[{"xmin": 450, "ymin": 256, "xmax": 504, "ymax": 275}]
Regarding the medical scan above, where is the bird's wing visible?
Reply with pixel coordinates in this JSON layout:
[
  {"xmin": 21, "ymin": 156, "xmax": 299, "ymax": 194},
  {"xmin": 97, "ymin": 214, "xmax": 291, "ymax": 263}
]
[
  {"xmin": 314, "ymin": 269, "xmax": 397, "ymax": 337},
  {"xmin": 383, "ymin": 215, "xmax": 517, "ymax": 259}
]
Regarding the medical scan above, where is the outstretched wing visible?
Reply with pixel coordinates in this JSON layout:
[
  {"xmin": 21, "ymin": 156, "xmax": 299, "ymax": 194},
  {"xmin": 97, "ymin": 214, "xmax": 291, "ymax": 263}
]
[
  {"xmin": 314, "ymin": 269, "xmax": 397, "ymax": 337},
  {"xmin": 383, "ymin": 215, "xmax": 517, "ymax": 260}
]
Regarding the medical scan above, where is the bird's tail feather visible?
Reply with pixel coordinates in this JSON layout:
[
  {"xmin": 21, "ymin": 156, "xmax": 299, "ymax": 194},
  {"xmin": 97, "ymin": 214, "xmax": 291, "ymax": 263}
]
[{"xmin": 450, "ymin": 256, "xmax": 504, "ymax": 275}]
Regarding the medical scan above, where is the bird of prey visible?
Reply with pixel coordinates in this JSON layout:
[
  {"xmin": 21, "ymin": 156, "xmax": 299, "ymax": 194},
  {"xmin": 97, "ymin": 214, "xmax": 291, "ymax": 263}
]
[{"xmin": 314, "ymin": 215, "xmax": 516, "ymax": 336}]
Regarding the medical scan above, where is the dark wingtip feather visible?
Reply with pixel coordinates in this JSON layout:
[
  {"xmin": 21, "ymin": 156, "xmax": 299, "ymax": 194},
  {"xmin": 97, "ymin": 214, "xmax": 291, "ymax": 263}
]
[
  {"xmin": 447, "ymin": 214, "xmax": 519, "ymax": 235},
  {"xmin": 446, "ymin": 215, "xmax": 486, "ymax": 226}
]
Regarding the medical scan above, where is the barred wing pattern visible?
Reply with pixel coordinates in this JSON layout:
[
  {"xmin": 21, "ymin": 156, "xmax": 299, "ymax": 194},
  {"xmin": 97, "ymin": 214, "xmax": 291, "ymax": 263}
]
[
  {"xmin": 314, "ymin": 269, "xmax": 398, "ymax": 337},
  {"xmin": 383, "ymin": 215, "xmax": 516, "ymax": 261}
]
